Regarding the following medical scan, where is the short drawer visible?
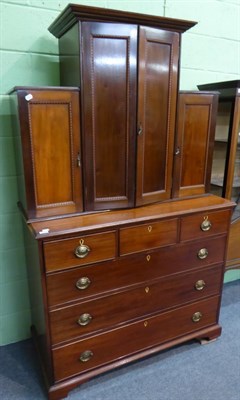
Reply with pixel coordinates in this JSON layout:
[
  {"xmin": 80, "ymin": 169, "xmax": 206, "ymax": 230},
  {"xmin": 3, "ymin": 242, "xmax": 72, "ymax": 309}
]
[
  {"xmin": 44, "ymin": 231, "xmax": 116, "ymax": 272},
  {"xmin": 120, "ymin": 218, "xmax": 178, "ymax": 255},
  {"xmin": 53, "ymin": 296, "xmax": 219, "ymax": 381},
  {"xmin": 47, "ymin": 235, "xmax": 227, "ymax": 307},
  {"xmin": 180, "ymin": 209, "xmax": 231, "ymax": 242},
  {"xmin": 49, "ymin": 265, "xmax": 222, "ymax": 344}
]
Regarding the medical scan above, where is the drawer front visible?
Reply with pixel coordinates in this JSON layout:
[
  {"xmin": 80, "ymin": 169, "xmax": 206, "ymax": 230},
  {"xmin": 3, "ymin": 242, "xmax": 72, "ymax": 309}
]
[
  {"xmin": 44, "ymin": 231, "xmax": 116, "ymax": 272},
  {"xmin": 50, "ymin": 265, "xmax": 222, "ymax": 344},
  {"xmin": 180, "ymin": 210, "xmax": 231, "ymax": 242},
  {"xmin": 53, "ymin": 296, "xmax": 219, "ymax": 381},
  {"xmin": 47, "ymin": 235, "xmax": 227, "ymax": 307},
  {"xmin": 120, "ymin": 218, "xmax": 178, "ymax": 255}
]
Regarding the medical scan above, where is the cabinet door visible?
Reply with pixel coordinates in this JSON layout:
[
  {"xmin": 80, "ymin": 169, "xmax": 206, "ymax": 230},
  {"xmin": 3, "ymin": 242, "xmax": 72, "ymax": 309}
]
[
  {"xmin": 16, "ymin": 88, "xmax": 83, "ymax": 218},
  {"xmin": 172, "ymin": 92, "xmax": 218, "ymax": 198},
  {"xmin": 82, "ymin": 22, "xmax": 137, "ymax": 211},
  {"xmin": 136, "ymin": 26, "xmax": 179, "ymax": 206}
]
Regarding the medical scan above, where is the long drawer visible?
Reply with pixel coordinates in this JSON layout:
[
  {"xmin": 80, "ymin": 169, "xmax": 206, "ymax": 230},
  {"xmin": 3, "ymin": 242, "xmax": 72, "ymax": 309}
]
[
  {"xmin": 53, "ymin": 296, "xmax": 220, "ymax": 381},
  {"xmin": 47, "ymin": 235, "xmax": 227, "ymax": 307},
  {"xmin": 49, "ymin": 265, "xmax": 222, "ymax": 344}
]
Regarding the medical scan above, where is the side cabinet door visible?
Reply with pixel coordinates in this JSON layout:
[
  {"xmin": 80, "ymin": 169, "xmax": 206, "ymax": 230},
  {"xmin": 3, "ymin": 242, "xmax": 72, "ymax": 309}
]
[
  {"xmin": 81, "ymin": 22, "xmax": 137, "ymax": 211},
  {"xmin": 172, "ymin": 92, "xmax": 218, "ymax": 198},
  {"xmin": 136, "ymin": 26, "xmax": 179, "ymax": 206},
  {"xmin": 17, "ymin": 89, "xmax": 83, "ymax": 218}
]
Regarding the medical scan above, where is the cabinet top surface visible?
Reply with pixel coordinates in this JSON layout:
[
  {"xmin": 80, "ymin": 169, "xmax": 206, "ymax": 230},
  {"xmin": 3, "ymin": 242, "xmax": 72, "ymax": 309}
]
[
  {"xmin": 198, "ymin": 80, "xmax": 240, "ymax": 90},
  {"xmin": 198, "ymin": 80, "xmax": 240, "ymax": 98},
  {"xmin": 29, "ymin": 195, "xmax": 234, "ymax": 240},
  {"xmin": 48, "ymin": 3, "xmax": 197, "ymax": 38}
]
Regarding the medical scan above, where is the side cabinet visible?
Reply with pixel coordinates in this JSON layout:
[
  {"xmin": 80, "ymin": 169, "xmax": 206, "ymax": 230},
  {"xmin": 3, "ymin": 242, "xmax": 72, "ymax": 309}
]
[
  {"xmin": 172, "ymin": 91, "xmax": 218, "ymax": 198},
  {"xmin": 12, "ymin": 87, "xmax": 83, "ymax": 219}
]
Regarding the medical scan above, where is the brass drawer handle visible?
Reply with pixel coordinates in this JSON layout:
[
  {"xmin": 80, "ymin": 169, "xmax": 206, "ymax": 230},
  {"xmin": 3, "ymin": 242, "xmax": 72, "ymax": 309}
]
[
  {"xmin": 192, "ymin": 311, "xmax": 203, "ymax": 323},
  {"xmin": 198, "ymin": 248, "xmax": 208, "ymax": 260},
  {"xmin": 79, "ymin": 350, "xmax": 93, "ymax": 363},
  {"xmin": 200, "ymin": 216, "xmax": 212, "ymax": 232},
  {"xmin": 74, "ymin": 239, "xmax": 91, "ymax": 259},
  {"xmin": 195, "ymin": 280, "xmax": 206, "ymax": 291},
  {"xmin": 76, "ymin": 277, "xmax": 91, "ymax": 290},
  {"xmin": 78, "ymin": 313, "xmax": 92, "ymax": 326}
]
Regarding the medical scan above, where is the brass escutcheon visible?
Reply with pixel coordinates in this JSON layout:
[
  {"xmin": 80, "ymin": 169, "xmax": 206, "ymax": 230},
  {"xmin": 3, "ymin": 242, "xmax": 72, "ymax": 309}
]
[
  {"xmin": 146, "ymin": 255, "xmax": 151, "ymax": 262},
  {"xmin": 74, "ymin": 239, "xmax": 91, "ymax": 259},
  {"xmin": 200, "ymin": 216, "xmax": 212, "ymax": 232},
  {"xmin": 148, "ymin": 225, "xmax": 152, "ymax": 233},
  {"xmin": 144, "ymin": 321, "xmax": 148, "ymax": 327},
  {"xmin": 145, "ymin": 286, "xmax": 150, "ymax": 293}
]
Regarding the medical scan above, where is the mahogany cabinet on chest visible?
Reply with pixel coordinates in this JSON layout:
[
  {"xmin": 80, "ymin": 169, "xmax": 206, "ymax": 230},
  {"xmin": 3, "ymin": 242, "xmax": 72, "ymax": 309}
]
[{"xmin": 11, "ymin": 4, "xmax": 235, "ymax": 400}]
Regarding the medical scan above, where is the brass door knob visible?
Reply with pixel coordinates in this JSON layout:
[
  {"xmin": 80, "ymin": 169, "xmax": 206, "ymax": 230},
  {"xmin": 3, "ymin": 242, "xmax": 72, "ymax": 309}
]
[
  {"xmin": 192, "ymin": 311, "xmax": 203, "ymax": 323},
  {"xmin": 197, "ymin": 248, "xmax": 208, "ymax": 260},
  {"xmin": 78, "ymin": 313, "xmax": 92, "ymax": 326},
  {"xmin": 195, "ymin": 280, "xmax": 206, "ymax": 291},
  {"xmin": 200, "ymin": 216, "xmax": 212, "ymax": 232},
  {"xmin": 76, "ymin": 277, "xmax": 91, "ymax": 290},
  {"xmin": 79, "ymin": 350, "xmax": 93, "ymax": 363},
  {"xmin": 74, "ymin": 239, "xmax": 91, "ymax": 259}
]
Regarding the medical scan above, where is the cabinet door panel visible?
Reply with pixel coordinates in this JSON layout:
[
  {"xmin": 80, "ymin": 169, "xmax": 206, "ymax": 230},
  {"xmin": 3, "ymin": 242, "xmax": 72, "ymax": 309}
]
[
  {"xmin": 82, "ymin": 22, "xmax": 137, "ymax": 211},
  {"xmin": 173, "ymin": 92, "xmax": 218, "ymax": 198},
  {"xmin": 136, "ymin": 27, "xmax": 179, "ymax": 205},
  {"xmin": 16, "ymin": 89, "xmax": 83, "ymax": 218}
]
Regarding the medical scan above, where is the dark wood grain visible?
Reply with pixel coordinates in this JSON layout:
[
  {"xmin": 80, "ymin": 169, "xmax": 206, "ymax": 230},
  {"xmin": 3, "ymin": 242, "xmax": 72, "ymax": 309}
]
[
  {"xmin": 119, "ymin": 218, "xmax": 178, "ymax": 255},
  {"xmin": 136, "ymin": 27, "xmax": 179, "ymax": 205},
  {"xmin": 14, "ymin": 88, "xmax": 83, "ymax": 219},
  {"xmin": 50, "ymin": 265, "xmax": 222, "ymax": 344},
  {"xmin": 81, "ymin": 22, "xmax": 137, "ymax": 211},
  {"xmin": 31, "ymin": 195, "xmax": 235, "ymax": 239},
  {"xmin": 46, "ymin": 235, "xmax": 227, "ymax": 308},
  {"xmin": 173, "ymin": 92, "xmax": 218, "ymax": 198},
  {"xmin": 180, "ymin": 209, "xmax": 231, "ymax": 242},
  {"xmin": 52, "ymin": 296, "xmax": 219, "ymax": 381},
  {"xmin": 48, "ymin": 4, "xmax": 196, "ymax": 38},
  {"xmin": 44, "ymin": 231, "xmax": 117, "ymax": 272}
]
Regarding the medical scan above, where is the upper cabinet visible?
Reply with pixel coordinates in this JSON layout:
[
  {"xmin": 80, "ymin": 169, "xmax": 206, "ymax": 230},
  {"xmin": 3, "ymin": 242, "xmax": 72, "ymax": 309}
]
[
  {"xmin": 49, "ymin": 4, "xmax": 196, "ymax": 212},
  {"xmin": 13, "ymin": 5, "xmax": 217, "ymax": 220}
]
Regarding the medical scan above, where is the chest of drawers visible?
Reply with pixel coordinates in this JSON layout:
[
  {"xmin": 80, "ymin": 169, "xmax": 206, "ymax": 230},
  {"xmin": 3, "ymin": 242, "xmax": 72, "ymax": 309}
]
[{"xmin": 25, "ymin": 195, "xmax": 233, "ymax": 399}]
